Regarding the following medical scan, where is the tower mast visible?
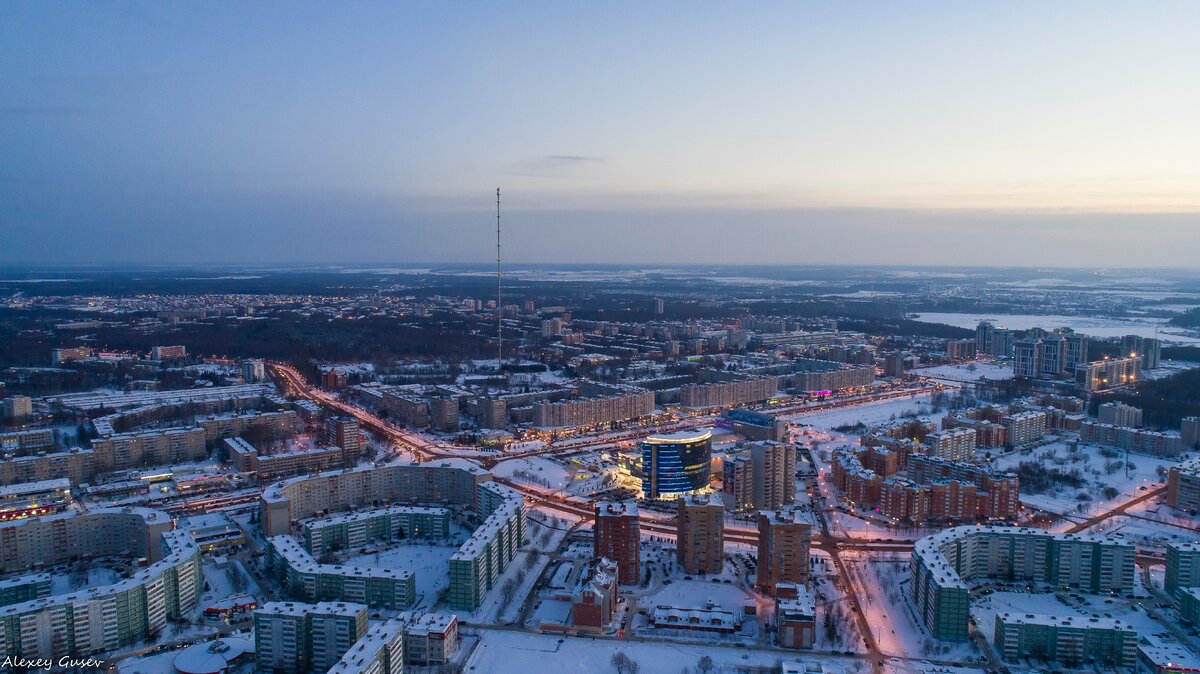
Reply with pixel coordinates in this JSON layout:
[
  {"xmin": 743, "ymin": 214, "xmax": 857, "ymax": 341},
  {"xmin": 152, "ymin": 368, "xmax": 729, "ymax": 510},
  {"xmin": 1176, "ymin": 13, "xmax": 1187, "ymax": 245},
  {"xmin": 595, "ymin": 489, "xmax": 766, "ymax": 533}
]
[{"xmin": 496, "ymin": 187, "xmax": 502, "ymax": 368}]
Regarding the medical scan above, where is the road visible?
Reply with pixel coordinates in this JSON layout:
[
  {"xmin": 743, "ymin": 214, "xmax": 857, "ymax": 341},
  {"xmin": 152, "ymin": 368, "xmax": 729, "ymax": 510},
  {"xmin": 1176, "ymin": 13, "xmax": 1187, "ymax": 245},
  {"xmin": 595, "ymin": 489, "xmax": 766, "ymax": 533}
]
[{"xmin": 1064, "ymin": 484, "xmax": 1167, "ymax": 533}]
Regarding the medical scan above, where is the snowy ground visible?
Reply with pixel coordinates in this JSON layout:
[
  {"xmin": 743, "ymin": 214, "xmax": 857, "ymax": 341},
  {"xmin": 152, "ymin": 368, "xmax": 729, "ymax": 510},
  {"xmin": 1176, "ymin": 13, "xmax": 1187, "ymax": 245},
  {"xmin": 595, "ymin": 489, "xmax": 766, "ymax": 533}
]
[
  {"xmin": 117, "ymin": 650, "xmax": 180, "ymax": 674},
  {"xmin": 1127, "ymin": 499, "xmax": 1200, "ymax": 532},
  {"xmin": 492, "ymin": 456, "xmax": 614, "ymax": 497},
  {"xmin": 841, "ymin": 553, "xmax": 980, "ymax": 664},
  {"xmin": 808, "ymin": 550, "xmax": 867, "ymax": 654},
  {"xmin": 49, "ymin": 564, "xmax": 124, "ymax": 595},
  {"xmin": 1083, "ymin": 514, "xmax": 1200, "ymax": 548},
  {"xmin": 198, "ymin": 558, "xmax": 261, "ymax": 610},
  {"xmin": 914, "ymin": 361, "xmax": 1013, "ymax": 382},
  {"xmin": 464, "ymin": 628, "xmax": 869, "ymax": 674},
  {"xmin": 344, "ymin": 544, "xmax": 457, "ymax": 609},
  {"xmin": 990, "ymin": 439, "xmax": 1170, "ymax": 519},
  {"xmin": 783, "ymin": 393, "xmax": 942, "ymax": 431}
]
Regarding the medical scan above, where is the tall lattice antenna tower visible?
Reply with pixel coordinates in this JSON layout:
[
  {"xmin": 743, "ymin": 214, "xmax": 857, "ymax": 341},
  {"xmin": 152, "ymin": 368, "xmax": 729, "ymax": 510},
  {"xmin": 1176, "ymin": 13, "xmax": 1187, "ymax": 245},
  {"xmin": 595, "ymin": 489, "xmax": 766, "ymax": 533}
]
[{"xmin": 496, "ymin": 187, "xmax": 502, "ymax": 367}]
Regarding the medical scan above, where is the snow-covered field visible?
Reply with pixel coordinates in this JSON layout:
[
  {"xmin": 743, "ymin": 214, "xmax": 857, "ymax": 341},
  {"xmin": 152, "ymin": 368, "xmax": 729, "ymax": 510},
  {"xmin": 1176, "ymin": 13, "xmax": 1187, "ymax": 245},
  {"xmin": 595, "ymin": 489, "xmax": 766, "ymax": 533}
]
[
  {"xmin": 493, "ymin": 456, "xmax": 573, "ymax": 490},
  {"xmin": 990, "ymin": 439, "xmax": 1169, "ymax": 518},
  {"xmin": 784, "ymin": 393, "xmax": 941, "ymax": 431},
  {"xmin": 913, "ymin": 361, "xmax": 1013, "ymax": 382}
]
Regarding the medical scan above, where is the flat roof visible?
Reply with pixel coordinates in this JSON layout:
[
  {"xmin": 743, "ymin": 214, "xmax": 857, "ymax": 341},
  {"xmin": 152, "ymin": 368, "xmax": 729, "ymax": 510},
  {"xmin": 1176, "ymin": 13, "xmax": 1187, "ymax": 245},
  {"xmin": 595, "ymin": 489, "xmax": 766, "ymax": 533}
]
[{"xmin": 644, "ymin": 429, "xmax": 713, "ymax": 444}]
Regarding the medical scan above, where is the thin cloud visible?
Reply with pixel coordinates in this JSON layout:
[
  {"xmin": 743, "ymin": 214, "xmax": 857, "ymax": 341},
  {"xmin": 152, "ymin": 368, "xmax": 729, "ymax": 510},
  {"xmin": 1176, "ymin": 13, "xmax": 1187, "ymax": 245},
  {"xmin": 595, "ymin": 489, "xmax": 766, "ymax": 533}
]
[{"xmin": 505, "ymin": 154, "xmax": 606, "ymax": 178}]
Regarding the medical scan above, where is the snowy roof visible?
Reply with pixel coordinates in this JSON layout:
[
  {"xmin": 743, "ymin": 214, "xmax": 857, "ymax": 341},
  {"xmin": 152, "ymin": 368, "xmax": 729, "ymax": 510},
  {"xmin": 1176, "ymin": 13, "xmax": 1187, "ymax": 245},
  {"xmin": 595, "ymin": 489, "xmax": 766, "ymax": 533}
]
[
  {"xmin": 301, "ymin": 505, "xmax": 449, "ymax": 529},
  {"xmin": 995, "ymin": 611, "xmax": 1133, "ymax": 631},
  {"xmin": 652, "ymin": 605, "xmax": 739, "ymax": 629},
  {"xmin": 172, "ymin": 637, "xmax": 252, "ymax": 674},
  {"xmin": 257, "ymin": 601, "xmax": 315, "ymax": 617},
  {"xmin": 269, "ymin": 535, "xmax": 415, "ymax": 582},
  {"xmin": 679, "ymin": 493, "xmax": 721, "ymax": 508},
  {"xmin": 1138, "ymin": 642, "xmax": 1200, "ymax": 669},
  {"xmin": 0, "ymin": 573, "xmax": 52, "ymax": 590},
  {"xmin": 643, "ymin": 429, "xmax": 713, "ymax": 444},
  {"xmin": 312, "ymin": 601, "xmax": 368, "ymax": 618},
  {"xmin": 760, "ymin": 509, "xmax": 811, "ymax": 526},
  {"xmin": 182, "ymin": 513, "xmax": 235, "ymax": 531},
  {"xmin": 0, "ymin": 505, "xmax": 166, "ymax": 532},
  {"xmin": 595, "ymin": 500, "xmax": 638, "ymax": 517},
  {"xmin": 399, "ymin": 611, "xmax": 457, "ymax": 635},
  {"xmin": 0, "ymin": 478, "xmax": 71, "ymax": 499},
  {"xmin": 261, "ymin": 458, "xmax": 490, "ymax": 503},
  {"xmin": 326, "ymin": 620, "xmax": 405, "ymax": 674},
  {"xmin": 48, "ymin": 384, "xmax": 272, "ymax": 411}
]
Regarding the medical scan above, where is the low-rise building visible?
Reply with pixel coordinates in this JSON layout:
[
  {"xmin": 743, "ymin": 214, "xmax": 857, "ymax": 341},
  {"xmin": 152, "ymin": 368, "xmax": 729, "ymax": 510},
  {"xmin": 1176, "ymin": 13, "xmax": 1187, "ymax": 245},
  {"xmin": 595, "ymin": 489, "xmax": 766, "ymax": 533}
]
[{"xmin": 775, "ymin": 583, "xmax": 816, "ymax": 649}]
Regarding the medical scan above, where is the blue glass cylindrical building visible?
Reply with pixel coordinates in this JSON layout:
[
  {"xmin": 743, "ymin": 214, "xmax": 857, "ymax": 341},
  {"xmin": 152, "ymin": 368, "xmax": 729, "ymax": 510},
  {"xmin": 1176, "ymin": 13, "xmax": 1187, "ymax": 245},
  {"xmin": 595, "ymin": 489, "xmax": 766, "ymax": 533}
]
[{"xmin": 641, "ymin": 429, "xmax": 713, "ymax": 499}]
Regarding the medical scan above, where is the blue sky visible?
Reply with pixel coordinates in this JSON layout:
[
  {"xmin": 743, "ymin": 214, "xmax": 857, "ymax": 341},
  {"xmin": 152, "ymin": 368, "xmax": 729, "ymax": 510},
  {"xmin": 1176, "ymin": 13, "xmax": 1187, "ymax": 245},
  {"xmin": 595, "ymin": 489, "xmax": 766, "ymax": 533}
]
[{"xmin": 2, "ymin": 2, "xmax": 1198, "ymax": 266}]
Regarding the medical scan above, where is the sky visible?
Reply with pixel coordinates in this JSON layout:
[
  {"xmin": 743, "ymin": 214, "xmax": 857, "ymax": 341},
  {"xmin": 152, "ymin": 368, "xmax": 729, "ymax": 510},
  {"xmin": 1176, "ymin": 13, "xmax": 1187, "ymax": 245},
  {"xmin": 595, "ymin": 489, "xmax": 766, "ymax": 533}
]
[{"xmin": 2, "ymin": 2, "xmax": 1199, "ymax": 267}]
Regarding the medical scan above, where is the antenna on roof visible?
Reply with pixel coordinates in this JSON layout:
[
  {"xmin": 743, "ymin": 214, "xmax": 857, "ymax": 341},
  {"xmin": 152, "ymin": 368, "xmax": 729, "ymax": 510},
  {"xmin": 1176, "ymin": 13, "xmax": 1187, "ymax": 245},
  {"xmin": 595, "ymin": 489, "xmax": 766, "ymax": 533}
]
[{"xmin": 496, "ymin": 187, "xmax": 503, "ymax": 368}]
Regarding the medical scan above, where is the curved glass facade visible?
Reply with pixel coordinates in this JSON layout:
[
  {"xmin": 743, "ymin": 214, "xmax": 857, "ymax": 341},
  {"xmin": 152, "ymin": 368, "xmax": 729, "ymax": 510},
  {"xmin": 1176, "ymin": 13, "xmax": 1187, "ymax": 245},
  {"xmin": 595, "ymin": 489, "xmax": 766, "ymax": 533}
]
[{"xmin": 641, "ymin": 431, "xmax": 713, "ymax": 498}]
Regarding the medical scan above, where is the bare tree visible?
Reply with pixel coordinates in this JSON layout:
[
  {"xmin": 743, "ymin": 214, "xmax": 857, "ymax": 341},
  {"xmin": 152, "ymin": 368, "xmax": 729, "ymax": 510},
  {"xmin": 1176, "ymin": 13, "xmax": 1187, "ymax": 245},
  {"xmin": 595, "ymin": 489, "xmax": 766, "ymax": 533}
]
[
  {"xmin": 499, "ymin": 579, "xmax": 517, "ymax": 607},
  {"xmin": 611, "ymin": 651, "xmax": 638, "ymax": 674}
]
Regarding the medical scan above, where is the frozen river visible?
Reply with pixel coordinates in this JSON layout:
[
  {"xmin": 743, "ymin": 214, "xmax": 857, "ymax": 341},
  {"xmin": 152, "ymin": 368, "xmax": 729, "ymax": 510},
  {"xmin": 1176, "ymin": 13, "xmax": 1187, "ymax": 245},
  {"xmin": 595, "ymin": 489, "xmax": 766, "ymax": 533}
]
[{"xmin": 912, "ymin": 311, "xmax": 1200, "ymax": 344}]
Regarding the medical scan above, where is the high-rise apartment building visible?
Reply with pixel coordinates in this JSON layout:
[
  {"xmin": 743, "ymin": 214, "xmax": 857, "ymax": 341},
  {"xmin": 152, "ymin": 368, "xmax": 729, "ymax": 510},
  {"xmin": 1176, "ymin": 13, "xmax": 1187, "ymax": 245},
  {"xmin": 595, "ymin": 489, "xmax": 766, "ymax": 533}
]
[
  {"xmin": 1183, "ymin": 417, "xmax": 1200, "ymax": 451},
  {"xmin": 721, "ymin": 454, "xmax": 753, "ymax": 511},
  {"xmin": 975, "ymin": 321, "xmax": 995, "ymax": 354},
  {"xmin": 1122, "ymin": 334, "xmax": 1161, "ymax": 369},
  {"xmin": 1166, "ymin": 542, "xmax": 1200, "ymax": 597},
  {"xmin": 242, "ymin": 359, "xmax": 267, "ymax": 383},
  {"xmin": 1013, "ymin": 339, "xmax": 1043, "ymax": 378},
  {"xmin": 150, "ymin": 345, "xmax": 187, "ymax": 360},
  {"xmin": 924, "ymin": 428, "xmax": 976, "ymax": 461},
  {"xmin": 945, "ymin": 339, "xmax": 976, "ymax": 361},
  {"xmin": 2, "ymin": 396, "xmax": 32, "ymax": 420},
  {"xmin": 1168, "ymin": 458, "xmax": 1200, "ymax": 512},
  {"xmin": 311, "ymin": 603, "xmax": 371, "ymax": 672},
  {"xmin": 756, "ymin": 509, "xmax": 812, "ymax": 593},
  {"xmin": 326, "ymin": 416, "xmax": 363, "ymax": 465},
  {"xmin": 255, "ymin": 601, "xmax": 369, "ymax": 674},
  {"xmin": 750, "ymin": 441, "xmax": 797, "ymax": 509},
  {"xmin": 1064, "ymin": 333, "xmax": 1089, "ymax": 371},
  {"xmin": 1097, "ymin": 402, "xmax": 1143, "ymax": 428},
  {"xmin": 911, "ymin": 526, "xmax": 1135, "ymax": 642},
  {"xmin": 1075, "ymin": 356, "xmax": 1141, "ymax": 392},
  {"xmin": 593, "ymin": 500, "xmax": 641, "ymax": 584},
  {"xmin": 676, "ymin": 494, "xmax": 724, "ymax": 574},
  {"xmin": 1002, "ymin": 411, "xmax": 1046, "ymax": 448},
  {"xmin": 1039, "ymin": 336, "xmax": 1067, "ymax": 376}
]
